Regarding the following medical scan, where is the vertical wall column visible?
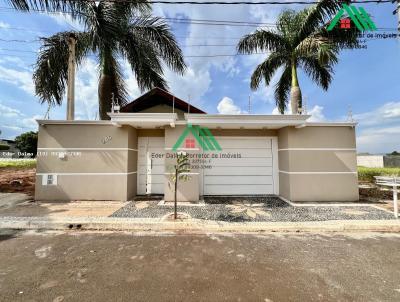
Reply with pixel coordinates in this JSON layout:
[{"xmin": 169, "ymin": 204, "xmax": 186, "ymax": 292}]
[{"xmin": 277, "ymin": 126, "xmax": 359, "ymax": 202}]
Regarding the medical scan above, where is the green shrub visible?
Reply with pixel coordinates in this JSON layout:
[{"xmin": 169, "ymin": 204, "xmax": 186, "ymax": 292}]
[
  {"xmin": 358, "ymin": 166, "xmax": 400, "ymax": 182},
  {"xmin": 0, "ymin": 144, "xmax": 10, "ymax": 150}
]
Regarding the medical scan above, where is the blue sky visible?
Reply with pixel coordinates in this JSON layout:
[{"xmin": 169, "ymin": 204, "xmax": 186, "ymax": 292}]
[{"xmin": 0, "ymin": 1, "xmax": 399, "ymax": 154}]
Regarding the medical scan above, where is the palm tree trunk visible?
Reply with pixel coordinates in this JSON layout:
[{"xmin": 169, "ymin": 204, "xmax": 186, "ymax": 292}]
[
  {"xmin": 98, "ymin": 73, "xmax": 113, "ymax": 120},
  {"xmin": 98, "ymin": 48, "xmax": 114, "ymax": 120},
  {"xmin": 290, "ymin": 60, "xmax": 302, "ymax": 115}
]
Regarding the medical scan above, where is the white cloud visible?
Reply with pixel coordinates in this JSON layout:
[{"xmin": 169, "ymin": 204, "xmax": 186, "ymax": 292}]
[
  {"xmin": 0, "ymin": 103, "xmax": 23, "ymax": 118},
  {"xmin": 0, "ymin": 102, "xmax": 39, "ymax": 139},
  {"xmin": 73, "ymin": 59, "xmax": 99, "ymax": 119},
  {"xmin": 217, "ymin": 96, "xmax": 243, "ymax": 114},
  {"xmin": 166, "ymin": 67, "xmax": 211, "ymax": 106},
  {"xmin": 0, "ymin": 66, "xmax": 35, "ymax": 95},
  {"xmin": 307, "ymin": 105, "xmax": 326, "ymax": 122},
  {"xmin": 354, "ymin": 102, "xmax": 400, "ymax": 126},
  {"xmin": 0, "ymin": 21, "xmax": 10, "ymax": 29},
  {"xmin": 354, "ymin": 102, "xmax": 400, "ymax": 154},
  {"xmin": 46, "ymin": 13, "xmax": 83, "ymax": 31}
]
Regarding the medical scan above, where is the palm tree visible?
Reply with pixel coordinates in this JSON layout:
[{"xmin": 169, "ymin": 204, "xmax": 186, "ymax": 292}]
[
  {"xmin": 237, "ymin": 0, "xmax": 359, "ymax": 114},
  {"xmin": 31, "ymin": 1, "xmax": 185, "ymax": 119}
]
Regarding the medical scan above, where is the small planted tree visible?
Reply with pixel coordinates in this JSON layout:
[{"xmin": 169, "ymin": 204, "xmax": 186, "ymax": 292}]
[{"xmin": 168, "ymin": 152, "xmax": 191, "ymax": 220}]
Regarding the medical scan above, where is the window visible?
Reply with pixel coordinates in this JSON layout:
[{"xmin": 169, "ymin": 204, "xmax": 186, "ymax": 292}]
[
  {"xmin": 42, "ymin": 174, "xmax": 57, "ymax": 186},
  {"xmin": 340, "ymin": 18, "xmax": 351, "ymax": 29},
  {"xmin": 47, "ymin": 175, "xmax": 53, "ymax": 185},
  {"xmin": 184, "ymin": 138, "xmax": 195, "ymax": 149}
]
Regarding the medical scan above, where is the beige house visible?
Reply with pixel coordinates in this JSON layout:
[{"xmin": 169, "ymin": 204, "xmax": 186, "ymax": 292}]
[{"xmin": 35, "ymin": 88, "xmax": 359, "ymax": 202}]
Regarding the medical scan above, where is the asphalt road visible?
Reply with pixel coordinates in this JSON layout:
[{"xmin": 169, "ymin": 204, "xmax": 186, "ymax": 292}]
[{"xmin": 0, "ymin": 230, "xmax": 399, "ymax": 302}]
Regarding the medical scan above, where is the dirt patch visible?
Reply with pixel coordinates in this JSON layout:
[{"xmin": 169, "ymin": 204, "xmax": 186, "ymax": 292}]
[{"xmin": 0, "ymin": 168, "xmax": 35, "ymax": 196}]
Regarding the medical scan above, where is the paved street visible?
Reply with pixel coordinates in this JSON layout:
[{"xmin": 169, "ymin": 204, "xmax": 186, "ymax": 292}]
[{"xmin": 0, "ymin": 230, "xmax": 399, "ymax": 302}]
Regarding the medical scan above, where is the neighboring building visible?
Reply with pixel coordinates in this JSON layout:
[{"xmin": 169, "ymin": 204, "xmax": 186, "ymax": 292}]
[
  {"xmin": 35, "ymin": 88, "xmax": 359, "ymax": 202},
  {"xmin": 357, "ymin": 155, "xmax": 400, "ymax": 168}
]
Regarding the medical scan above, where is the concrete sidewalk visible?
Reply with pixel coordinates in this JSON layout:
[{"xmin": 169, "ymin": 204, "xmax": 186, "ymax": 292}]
[{"xmin": 1, "ymin": 216, "xmax": 400, "ymax": 233}]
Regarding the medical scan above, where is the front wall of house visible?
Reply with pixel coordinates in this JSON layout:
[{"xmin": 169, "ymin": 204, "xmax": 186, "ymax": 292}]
[
  {"xmin": 35, "ymin": 122, "xmax": 359, "ymax": 203},
  {"xmin": 277, "ymin": 126, "xmax": 359, "ymax": 202},
  {"xmin": 35, "ymin": 124, "xmax": 138, "ymax": 201}
]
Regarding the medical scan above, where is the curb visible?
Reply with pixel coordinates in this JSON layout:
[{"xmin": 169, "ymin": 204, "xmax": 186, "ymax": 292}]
[{"xmin": 1, "ymin": 216, "xmax": 400, "ymax": 233}]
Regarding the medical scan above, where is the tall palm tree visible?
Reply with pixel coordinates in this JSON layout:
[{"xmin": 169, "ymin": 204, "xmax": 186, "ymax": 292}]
[
  {"xmin": 237, "ymin": 0, "xmax": 359, "ymax": 114},
  {"xmin": 31, "ymin": 1, "xmax": 185, "ymax": 119}
]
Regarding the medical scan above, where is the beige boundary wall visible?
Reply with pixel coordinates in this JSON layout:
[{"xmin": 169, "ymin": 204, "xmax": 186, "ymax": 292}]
[
  {"xmin": 35, "ymin": 122, "xmax": 359, "ymax": 202},
  {"xmin": 277, "ymin": 126, "xmax": 359, "ymax": 202},
  {"xmin": 35, "ymin": 123, "xmax": 138, "ymax": 201}
]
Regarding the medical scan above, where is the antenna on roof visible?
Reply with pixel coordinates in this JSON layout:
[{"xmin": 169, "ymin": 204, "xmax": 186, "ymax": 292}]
[
  {"xmin": 248, "ymin": 95, "xmax": 251, "ymax": 114},
  {"xmin": 303, "ymin": 95, "xmax": 308, "ymax": 115},
  {"xmin": 111, "ymin": 93, "xmax": 120, "ymax": 113},
  {"xmin": 188, "ymin": 94, "xmax": 191, "ymax": 114},
  {"xmin": 347, "ymin": 105, "xmax": 354, "ymax": 122}
]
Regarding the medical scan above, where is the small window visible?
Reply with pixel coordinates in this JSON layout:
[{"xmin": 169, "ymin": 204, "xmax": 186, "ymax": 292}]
[
  {"xmin": 47, "ymin": 175, "xmax": 53, "ymax": 185},
  {"xmin": 42, "ymin": 174, "xmax": 57, "ymax": 186}
]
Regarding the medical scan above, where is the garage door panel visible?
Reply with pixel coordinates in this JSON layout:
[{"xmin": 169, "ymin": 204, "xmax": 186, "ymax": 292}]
[
  {"xmin": 203, "ymin": 137, "xmax": 276, "ymax": 195},
  {"xmin": 204, "ymin": 175, "xmax": 273, "ymax": 185},
  {"xmin": 205, "ymin": 185, "xmax": 274, "ymax": 195},
  {"xmin": 216, "ymin": 138, "xmax": 271, "ymax": 148},
  {"xmin": 208, "ymin": 157, "xmax": 272, "ymax": 167},
  {"xmin": 205, "ymin": 166, "xmax": 273, "ymax": 176}
]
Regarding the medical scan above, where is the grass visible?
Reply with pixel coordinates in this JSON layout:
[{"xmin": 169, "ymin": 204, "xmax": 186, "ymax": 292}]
[
  {"xmin": 358, "ymin": 166, "xmax": 400, "ymax": 182},
  {"xmin": 0, "ymin": 159, "xmax": 36, "ymax": 169}
]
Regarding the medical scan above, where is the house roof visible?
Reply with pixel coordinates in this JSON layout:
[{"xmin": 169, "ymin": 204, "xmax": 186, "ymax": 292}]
[{"xmin": 121, "ymin": 87, "xmax": 206, "ymax": 114}]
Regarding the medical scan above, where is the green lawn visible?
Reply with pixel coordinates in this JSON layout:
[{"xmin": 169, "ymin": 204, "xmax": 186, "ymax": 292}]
[
  {"xmin": 0, "ymin": 159, "xmax": 36, "ymax": 169},
  {"xmin": 358, "ymin": 166, "xmax": 400, "ymax": 182}
]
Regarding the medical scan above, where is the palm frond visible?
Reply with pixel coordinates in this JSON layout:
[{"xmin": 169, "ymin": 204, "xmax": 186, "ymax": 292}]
[
  {"xmin": 6, "ymin": 0, "xmax": 72, "ymax": 12},
  {"xmin": 33, "ymin": 31, "xmax": 91, "ymax": 106},
  {"xmin": 250, "ymin": 53, "xmax": 286, "ymax": 90},
  {"xmin": 296, "ymin": 0, "xmax": 351, "ymax": 43},
  {"xmin": 274, "ymin": 65, "xmax": 292, "ymax": 113},
  {"xmin": 120, "ymin": 31, "xmax": 168, "ymax": 91},
  {"xmin": 300, "ymin": 56, "xmax": 333, "ymax": 90},
  {"xmin": 129, "ymin": 16, "xmax": 186, "ymax": 73},
  {"xmin": 237, "ymin": 29, "xmax": 287, "ymax": 54}
]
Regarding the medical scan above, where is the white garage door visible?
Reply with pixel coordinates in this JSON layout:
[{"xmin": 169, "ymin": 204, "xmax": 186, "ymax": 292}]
[
  {"xmin": 203, "ymin": 137, "xmax": 278, "ymax": 195},
  {"xmin": 137, "ymin": 137, "xmax": 165, "ymax": 195}
]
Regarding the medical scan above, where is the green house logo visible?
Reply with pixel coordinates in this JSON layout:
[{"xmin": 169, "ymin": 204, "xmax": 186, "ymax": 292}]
[
  {"xmin": 327, "ymin": 4, "xmax": 377, "ymax": 31},
  {"xmin": 172, "ymin": 124, "xmax": 222, "ymax": 152}
]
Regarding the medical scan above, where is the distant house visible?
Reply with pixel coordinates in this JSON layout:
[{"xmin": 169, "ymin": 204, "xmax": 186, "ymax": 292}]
[{"xmin": 0, "ymin": 139, "xmax": 19, "ymax": 158}]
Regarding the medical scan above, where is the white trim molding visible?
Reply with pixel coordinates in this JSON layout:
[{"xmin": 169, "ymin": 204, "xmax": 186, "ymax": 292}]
[
  {"xmin": 185, "ymin": 114, "xmax": 310, "ymax": 129},
  {"xmin": 37, "ymin": 120, "xmax": 113, "ymax": 126},
  {"xmin": 36, "ymin": 171, "xmax": 137, "ymax": 176},
  {"xmin": 278, "ymin": 148, "xmax": 356, "ymax": 151},
  {"xmin": 108, "ymin": 112, "xmax": 177, "ymax": 129},
  {"xmin": 279, "ymin": 170, "xmax": 357, "ymax": 175}
]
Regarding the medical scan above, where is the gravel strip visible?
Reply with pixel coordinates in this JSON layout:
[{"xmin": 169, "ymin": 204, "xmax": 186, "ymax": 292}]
[{"xmin": 110, "ymin": 197, "xmax": 395, "ymax": 222}]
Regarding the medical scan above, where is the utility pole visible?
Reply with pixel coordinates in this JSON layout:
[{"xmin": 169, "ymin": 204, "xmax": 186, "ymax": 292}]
[{"xmin": 66, "ymin": 33, "xmax": 77, "ymax": 120}]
